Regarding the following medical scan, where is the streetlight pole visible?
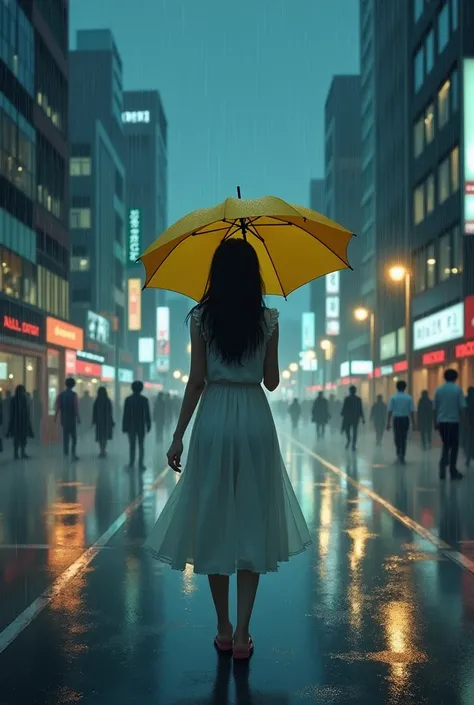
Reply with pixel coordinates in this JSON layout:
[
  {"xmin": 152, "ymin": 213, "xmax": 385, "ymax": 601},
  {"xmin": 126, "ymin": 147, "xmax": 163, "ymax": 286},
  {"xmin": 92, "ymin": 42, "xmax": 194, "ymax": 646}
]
[
  {"xmin": 405, "ymin": 272, "xmax": 413, "ymax": 396},
  {"xmin": 369, "ymin": 310, "xmax": 376, "ymax": 405}
]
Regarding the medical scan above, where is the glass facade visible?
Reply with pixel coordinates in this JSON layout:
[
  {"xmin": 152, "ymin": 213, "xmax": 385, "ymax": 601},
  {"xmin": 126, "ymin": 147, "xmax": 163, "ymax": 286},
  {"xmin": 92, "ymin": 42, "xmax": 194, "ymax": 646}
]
[
  {"xmin": 0, "ymin": 0, "xmax": 35, "ymax": 96},
  {"xmin": 0, "ymin": 351, "xmax": 40, "ymax": 397},
  {"xmin": 37, "ymin": 266, "xmax": 69, "ymax": 320},
  {"xmin": 0, "ymin": 93, "xmax": 36, "ymax": 199},
  {"xmin": 0, "ymin": 245, "xmax": 37, "ymax": 304}
]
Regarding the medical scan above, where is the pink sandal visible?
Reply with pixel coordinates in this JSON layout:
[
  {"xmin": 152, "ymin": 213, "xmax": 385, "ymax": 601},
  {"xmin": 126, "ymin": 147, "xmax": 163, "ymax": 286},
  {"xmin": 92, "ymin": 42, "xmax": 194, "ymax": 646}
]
[
  {"xmin": 214, "ymin": 635, "xmax": 233, "ymax": 652},
  {"xmin": 233, "ymin": 637, "xmax": 254, "ymax": 660}
]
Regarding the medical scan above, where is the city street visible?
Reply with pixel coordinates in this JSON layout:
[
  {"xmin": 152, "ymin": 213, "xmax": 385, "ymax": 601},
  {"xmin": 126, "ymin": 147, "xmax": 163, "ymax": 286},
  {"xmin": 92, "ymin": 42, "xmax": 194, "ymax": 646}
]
[{"xmin": 0, "ymin": 425, "xmax": 474, "ymax": 704}]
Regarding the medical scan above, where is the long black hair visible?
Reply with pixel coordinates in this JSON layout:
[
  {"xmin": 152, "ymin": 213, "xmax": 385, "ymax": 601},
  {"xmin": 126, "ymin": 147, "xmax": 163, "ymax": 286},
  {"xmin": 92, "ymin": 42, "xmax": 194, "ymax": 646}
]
[{"xmin": 193, "ymin": 238, "xmax": 266, "ymax": 365}]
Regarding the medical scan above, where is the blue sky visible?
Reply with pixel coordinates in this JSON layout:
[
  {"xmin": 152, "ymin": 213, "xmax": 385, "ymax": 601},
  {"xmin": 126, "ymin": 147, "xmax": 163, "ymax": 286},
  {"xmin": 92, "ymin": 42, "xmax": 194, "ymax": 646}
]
[{"xmin": 70, "ymin": 0, "xmax": 359, "ymax": 317}]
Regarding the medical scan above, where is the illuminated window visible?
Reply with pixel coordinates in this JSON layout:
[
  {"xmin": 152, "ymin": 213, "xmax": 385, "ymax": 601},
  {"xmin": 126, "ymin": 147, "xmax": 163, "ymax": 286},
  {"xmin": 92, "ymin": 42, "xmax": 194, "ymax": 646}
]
[
  {"xmin": 69, "ymin": 208, "xmax": 91, "ymax": 229},
  {"xmin": 70, "ymin": 157, "xmax": 91, "ymax": 176},
  {"xmin": 427, "ymin": 243, "xmax": 436, "ymax": 288},
  {"xmin": 424, "ymin": 103, "xmax": 435, "ymax": 144},
  {"xmin": 438, "ymin": 2, "xmax": 449, "ymax": 54},
  {"xmin": 414, "ymin": 45, "xmax": 424, "ymax": 93},
  {"xmin": 439, "ymin": 232, "xmax": 451, "ymax": 281},
  {"xmin": 438, "ymin": 156, "xmax": 450, "ymax": 204},
  {"xmin": 0, "ymin": 248, "xmax": 22, "ymax": 299},
  {"xmin": 452, "ymin": 225, "xmax": 462, "ymax": 273},
  {"xmin": 426, "ymin": 28, "xmax": 434, "ymax": 73},
  {"xmin": 438, "ymin": 79, "xmax": 450, "ymax": 129},
  {"xmin": 414, "ymin": 115, "xmax": 424, "ymax": 157},
  {"xmin": 71, "ymin": 256, "xmax": 90, "ymax": 272},
  {"xmin": 413, "ymin": 183, "xmax": 424, "ymax": 225},
  {"xmin": 450, "ymin": 146, "xmax": 459, "ymax": 192},
  {"xmin": 426, "ymin": 173, "xmax": 435, "ymax": 214}
]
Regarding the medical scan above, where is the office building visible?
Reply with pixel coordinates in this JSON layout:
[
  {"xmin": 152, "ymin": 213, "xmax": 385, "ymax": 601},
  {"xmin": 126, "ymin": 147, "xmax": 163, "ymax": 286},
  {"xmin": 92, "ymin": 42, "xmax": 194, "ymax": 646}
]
[
  {"xmin": 69, "ymin": 29, "xmax": 127, "ymax": 355},
  {"xmin": 0, "ymin": 0, "xmax": 78, "ymax": 439},
  {"xmin": 308, "ymin": 179, "xmax": 326, "ymax": 385},
  {"xmin": 122, "ymin": 89, "xmax": 168, "ymax": 382},
  {"xmin": 408, "ymin": 0, "xmax": 474, "ymax": 397}
]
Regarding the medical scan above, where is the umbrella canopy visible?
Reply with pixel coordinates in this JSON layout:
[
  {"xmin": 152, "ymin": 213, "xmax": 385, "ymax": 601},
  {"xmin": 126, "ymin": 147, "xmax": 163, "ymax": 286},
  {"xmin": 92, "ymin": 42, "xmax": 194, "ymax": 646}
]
[{"xmin": 139, "ymin": 195, "xmax": 354, "ymax": 301}]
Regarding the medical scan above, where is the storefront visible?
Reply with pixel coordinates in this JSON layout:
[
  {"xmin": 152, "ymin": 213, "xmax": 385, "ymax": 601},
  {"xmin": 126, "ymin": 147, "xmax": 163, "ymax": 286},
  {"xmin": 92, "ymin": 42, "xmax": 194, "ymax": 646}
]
[
  {"xmin": 373, "ymin": 360, "xmax": 409, "ymax": 401},
  {"xmin": 0, "ymin": 298, "xmax": 46, "ymax": 439},
  {"xmin": 45, "ymin": 316, "xmax": 84, "ymax": 441},
  {"xmin": 412, "ymin": 302, "xmax": 465, "ymax": 400}
]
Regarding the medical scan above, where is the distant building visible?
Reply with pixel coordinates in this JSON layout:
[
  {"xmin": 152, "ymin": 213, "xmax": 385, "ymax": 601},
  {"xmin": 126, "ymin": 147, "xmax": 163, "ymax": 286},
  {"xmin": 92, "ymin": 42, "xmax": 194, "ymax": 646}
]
[
  {"xmin": 122, "ymin": 90, "xmax": 168, "ymax": 382},
  {"xmin": 309, "ymin": 179, "xmax": 326, "ymax": 374},
  {"xmin": 69, "ymin": 29, "xmax": 127, "ymax": 351}
]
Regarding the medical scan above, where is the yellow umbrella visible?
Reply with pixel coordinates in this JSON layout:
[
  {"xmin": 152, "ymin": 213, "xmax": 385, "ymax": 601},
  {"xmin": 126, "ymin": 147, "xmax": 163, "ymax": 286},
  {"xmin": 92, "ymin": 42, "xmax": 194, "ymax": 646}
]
[{"xmin": 139, "ymin": 191, "xmax": 354, "ymax": 301}]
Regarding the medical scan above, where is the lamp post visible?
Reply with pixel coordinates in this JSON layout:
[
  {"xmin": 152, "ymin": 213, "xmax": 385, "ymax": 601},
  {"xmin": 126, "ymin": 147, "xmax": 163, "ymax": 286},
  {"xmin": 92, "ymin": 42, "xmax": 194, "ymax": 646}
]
[
  {"xmin": 354, "ymin": 306, "xmax": 376, "ymax": 405},
  {"xmin": 320, "ymin": 339, "xmax": 332, "ymax": 391},
  {"xmin": 388, "ymin": 265, "xmax": 413, "ymax": 394}
]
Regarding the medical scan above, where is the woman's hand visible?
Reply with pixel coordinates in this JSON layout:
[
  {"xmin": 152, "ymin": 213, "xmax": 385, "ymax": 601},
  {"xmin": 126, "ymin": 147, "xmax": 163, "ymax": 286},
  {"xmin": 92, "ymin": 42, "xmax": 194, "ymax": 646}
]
[{"xmin": 167, "ymin": 436, "xmax": 183, "ymax": 473}]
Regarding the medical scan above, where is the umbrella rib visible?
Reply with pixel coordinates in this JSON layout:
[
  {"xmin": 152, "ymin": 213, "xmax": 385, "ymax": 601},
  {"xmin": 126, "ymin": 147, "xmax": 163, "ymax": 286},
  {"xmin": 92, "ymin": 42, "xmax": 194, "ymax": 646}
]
[{"xmin": 260, "ymin": 239, "xmax": 287, "ymax": 299}]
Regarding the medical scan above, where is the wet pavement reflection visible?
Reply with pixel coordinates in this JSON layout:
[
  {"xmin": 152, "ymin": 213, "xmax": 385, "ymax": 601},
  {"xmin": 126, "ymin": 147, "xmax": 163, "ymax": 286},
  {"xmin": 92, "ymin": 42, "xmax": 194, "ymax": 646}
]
[{"xmin": 0, "ymin": 427, "xmax": 474, "ymax": 703}]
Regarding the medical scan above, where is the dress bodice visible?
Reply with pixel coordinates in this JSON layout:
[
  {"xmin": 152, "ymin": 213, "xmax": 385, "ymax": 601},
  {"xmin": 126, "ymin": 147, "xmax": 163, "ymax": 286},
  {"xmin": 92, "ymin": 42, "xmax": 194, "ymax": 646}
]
[{"xmin": 192, "ymin": 307, "xmax": 279, "ymax": 385}]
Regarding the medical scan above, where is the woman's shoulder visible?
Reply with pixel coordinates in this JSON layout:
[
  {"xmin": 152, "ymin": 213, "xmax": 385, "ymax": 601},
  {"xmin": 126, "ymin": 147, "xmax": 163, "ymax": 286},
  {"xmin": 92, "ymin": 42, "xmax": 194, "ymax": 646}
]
[{"xmin": 263, "ymin": 307, "xmax": 279, "ymax": 328}]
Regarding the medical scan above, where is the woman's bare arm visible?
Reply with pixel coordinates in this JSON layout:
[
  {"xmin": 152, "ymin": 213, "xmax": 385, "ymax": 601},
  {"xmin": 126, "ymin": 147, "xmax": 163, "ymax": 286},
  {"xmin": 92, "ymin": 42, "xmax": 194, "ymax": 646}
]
[{"xmin": 173, "ymin": 317, "xmax": 206, "ymax": 440}]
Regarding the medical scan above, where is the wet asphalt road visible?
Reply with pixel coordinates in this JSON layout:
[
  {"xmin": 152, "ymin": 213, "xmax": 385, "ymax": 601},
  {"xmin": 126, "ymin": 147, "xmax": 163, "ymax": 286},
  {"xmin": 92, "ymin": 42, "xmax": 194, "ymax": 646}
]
[{"xmin": 1, "ymin": 425, "xmax": 474, "ymax": 704}]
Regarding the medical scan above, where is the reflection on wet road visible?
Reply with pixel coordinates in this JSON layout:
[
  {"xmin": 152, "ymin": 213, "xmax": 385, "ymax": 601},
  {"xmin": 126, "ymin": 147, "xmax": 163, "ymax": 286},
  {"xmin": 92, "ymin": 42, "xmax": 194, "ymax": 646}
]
[{"xmin": 1, "ymin": 427, "xmax": 474, "ymax": 703}]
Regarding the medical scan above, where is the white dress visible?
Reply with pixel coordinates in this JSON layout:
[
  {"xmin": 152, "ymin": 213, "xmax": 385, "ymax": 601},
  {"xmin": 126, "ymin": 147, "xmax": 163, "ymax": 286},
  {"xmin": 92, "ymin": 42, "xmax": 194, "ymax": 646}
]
[{"xmin": 144, "ymin": 307, "xmax": 312, "ymax": 575}]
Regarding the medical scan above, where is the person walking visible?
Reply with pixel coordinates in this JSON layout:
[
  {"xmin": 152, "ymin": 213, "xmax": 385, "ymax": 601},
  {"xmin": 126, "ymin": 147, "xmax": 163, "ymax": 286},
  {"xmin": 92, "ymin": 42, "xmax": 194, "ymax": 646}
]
[
  {"xmin": 288, "ymin": 398, "xmax": 301, "ymax": 430},
  {"xmin": 341, "ymin": 386, "xmax": 365, "ymax": 451},
  {"xmin": 370, "ymin": 394, "xmax": 387, "ymax": 446},
  {"xmin": 7, "ymin": 385, "xmax": 34, "ymax": 460},
  {"xmin": 153, "ymin": 392, "xmax": 166, "ymax": 443},
  {"xmin": 386, "ymin": 380, "xmax": 415, "ymax": 465},
  {"xmin": 434, "ymin": 369, "xmax": 465, "ymax": 480},
  {"xmin": 312, "ymin": 392, "xmax": 330, "ymax": 438},
  {"xmin": 417, "ymin": 390, "xmax": 433, "ymax": 450},
  {"xmin": 122, "ymin": 381, "xmax": 151, "ymax": 470},
  {"xmin": 55, "ymin": 378, "xmax": 80, "ymax": 460},
  {"xmin": 144, "ymin": 239, "xmax": 311, "ymax": 659},
  {"xmin": 465, "ymin": 387, "xmax": 474, "ymax": 467},
  {"xmin": 92, "ymin": 386, "xmax": 114, "ymax": 458}
]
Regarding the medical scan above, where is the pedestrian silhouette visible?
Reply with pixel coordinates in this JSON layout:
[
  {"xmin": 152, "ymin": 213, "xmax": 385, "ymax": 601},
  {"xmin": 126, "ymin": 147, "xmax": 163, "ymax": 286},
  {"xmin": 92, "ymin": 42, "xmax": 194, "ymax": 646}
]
[
  {"xmin": 370, "ymin": 394, "xmax": 387, "ymax": 446},
  {"xmin": 387, "ymin": 380, "xmax": 415, "ymax": 464},
  {"xmin": 434, "ymin": 369, "xmax": 465, "ymax": 480},
  {"xmin": 122, "ymin": 380, "xmax": 151, "ymax": 470},
  {"xmin": 288, "ymin": 398, "xmax": 301, "ymax": 430},
  {"xmin": 417, "ymin": 390, "xmax": 433, "ymax": 450},
  {"xmin": 55, "ymin": 377, "xmax": 80, "ymax": 460},
  {"xmin": 312, "ymin": 392, "xmax": 330, "ymax": 438},
  {"xmin": 7, "ymin": 385, "xmax": 34, "ymax": 460},
  {"xmin": 92, "ymin": 386, "xmax": 114, "ymax": 458},
  {"xmin": 341, "ymin": 385, "xmax": 365, "ymax": 451}
]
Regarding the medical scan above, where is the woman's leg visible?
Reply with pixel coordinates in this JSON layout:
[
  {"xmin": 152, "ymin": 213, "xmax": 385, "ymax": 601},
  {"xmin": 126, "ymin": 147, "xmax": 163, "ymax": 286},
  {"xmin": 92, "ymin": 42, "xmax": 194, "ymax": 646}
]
[
  {"xmin": 234, "ymin": 570, "xmax": 259, "ymax": 644},
  {"xmin": 208, "ymin": 575, "xmax": 232, "ymax": 638}
]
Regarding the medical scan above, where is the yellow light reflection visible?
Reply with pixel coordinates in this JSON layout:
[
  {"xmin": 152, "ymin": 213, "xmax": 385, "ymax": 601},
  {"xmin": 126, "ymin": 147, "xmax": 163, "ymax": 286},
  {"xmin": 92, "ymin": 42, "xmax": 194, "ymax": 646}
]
[{"xmin": 182, "ymin": 562, "xmax": 197, "ymax": 595}]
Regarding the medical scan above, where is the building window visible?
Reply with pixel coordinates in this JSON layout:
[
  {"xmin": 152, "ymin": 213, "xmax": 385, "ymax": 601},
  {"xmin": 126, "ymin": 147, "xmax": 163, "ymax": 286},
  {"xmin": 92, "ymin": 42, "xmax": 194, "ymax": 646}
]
[
  {"xmin": 69, "ymin": 208, "xmax": 91, "ymax": 229},
  {"xmin": 22, "ymin": 260, "xmax": 37, "ymax": 306},
  {"xmin": 452, "ymin": 225, "xmax": 462, "ymax": 273},
  {"xmin": 414, "ymin": 115, "xmax": 424, "ymax": 157},
  {"xmin": 452, "ymin": 0, "xmax": 458, "ymax": 31},
  {"xmin": 438, "ymin": 3, "xmax": 449, "ymax": 54},
  {"xmin": 426, "ymin": 28, "xmax": 434, "ymax": 74},
  {"xmin": 71, "ymin": 256, "xmax": 90, "ymax": 272},
  {"xmin": 70, "ymin": 158, "xmax": 92, "ymax": 177},
  {"xmin": 425, "ymin": 103, "xmax": 435, "ymax": 144},
  {"xmin": 427, "ymin": 243, "xmax": 436, "ymax": 288},
  {"xmin": 0, "ymin": 105, "xmax": 36, "ymax": 200},
  {"xmin": 414, "ymin": 183, "xmax": 425, "ymax": 225},
  {"xmin": 438, "ymin": 79, "xmax": 450, "ymax": 129},
  {"xmin": 0, "ymin": 249, "xmax": 22, "ymax": 299},
  {"xmin": 414, "ymin": 0, "xmax": 424, "ymax": 22},
  {"xmin": 426, "ymin": 173, "xmax": 435, "ymax": 214},
  {"xmin": 37, "ymin": 266, "xmax": 69, "ymax": 319},
  {"xmin": 415, "ymin": 250, "xmax": 426, "ymax": 293},
  {"xmin": 414, "ymin": 45, "xmax": 425, "ymax": 93},
  {"xmin": 439, "ymin": 232, "xmax": 451, "ymax": 281},
  {"xmin": 438, "ymin": 156, "xmax": 450, "ymax": 204},
  {"xmin": 450, "ymin": 146, "xmax": 459, "ymax": 192},
  {"xmin": 451, "ymin": 68, "xmax": 458, "ymax": 112},
  {"xmin": 0, "ymin": 1, "xmax": 35, "ymax": 96}
]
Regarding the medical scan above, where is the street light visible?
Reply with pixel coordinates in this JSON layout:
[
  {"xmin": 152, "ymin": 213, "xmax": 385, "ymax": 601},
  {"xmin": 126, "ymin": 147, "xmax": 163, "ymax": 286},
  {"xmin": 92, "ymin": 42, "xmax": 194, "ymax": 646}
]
[
  {"xmin": 282, "ymin": 370, "xmax": 291, "ymax": 380},
  {"xmin": 387, "ymin": 264, "xmax": 413, "ymax": 394},
  {"xmin": 289, "ymin": 362, "xmax": 299, "ymax": 373},
  {"xmin": 182, "ymin": 375, "xmax": 189, "ymax": 384},
  {"xmin": 173, "ymin": 370, "xmax": 181, "ymax": 380},
  {"xmin": 353, "ymin": 306, "xmax": 376, "ymax": 404},
  {"xmin": 186, "ymin": 343, "xmax": 192, "ymax": 354},
  {"xmin": 320, "ymin": 339, "xmax": 331, "ymax": 352}
]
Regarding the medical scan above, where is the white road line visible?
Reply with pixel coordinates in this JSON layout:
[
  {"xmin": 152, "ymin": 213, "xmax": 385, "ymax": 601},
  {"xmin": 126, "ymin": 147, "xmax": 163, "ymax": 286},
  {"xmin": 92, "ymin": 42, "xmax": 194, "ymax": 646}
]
[
  {"xmin": 282, "ymin": 433, "xmax": 474, "ymax": 578},
  {"xmin": 0, "ymin": 466, "xmax": 170, "ymax": 655}
]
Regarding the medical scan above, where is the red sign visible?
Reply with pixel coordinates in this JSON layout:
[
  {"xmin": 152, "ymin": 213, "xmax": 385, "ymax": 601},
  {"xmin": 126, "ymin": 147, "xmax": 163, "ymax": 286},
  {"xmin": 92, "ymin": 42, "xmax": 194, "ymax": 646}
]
[
  {"xmin": 374, "ymin": 367, "xmax": 381, "ymax": 378},
  {"xmin": 394, "ymin": 360, "xmax": 408, "ymax": 373},
  {"xmin": 75, "ymin": 361, "xmax": 101, "ymax": 377},
  {"xmin": 65, "ymin": 350, "xmax": 77, "ymax": 375},
  {"xmin": 465, "ymin": 295, "xmax": 474, "ymax": 339},
  {"xmin": 422, "ymin": 349, "xmax": 446, "ymax": 366},
  {"xmin": 456, "ymin": 341, "xmax": 474, "ymax": 359},
  {"xmin": 3, "ymin": 315, "xmax": 40, "ymax": 338}
]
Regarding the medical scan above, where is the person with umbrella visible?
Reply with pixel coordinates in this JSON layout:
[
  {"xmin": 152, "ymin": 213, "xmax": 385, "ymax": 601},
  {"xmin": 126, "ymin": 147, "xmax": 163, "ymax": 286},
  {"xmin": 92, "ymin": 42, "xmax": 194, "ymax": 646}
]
[
  {"xmin": 7, "ymin": 385, "xmax": 34, "ymax": 460},
  {"xmin": 140, "ymin": 191, "xmax": 352, "ymax": 658}
]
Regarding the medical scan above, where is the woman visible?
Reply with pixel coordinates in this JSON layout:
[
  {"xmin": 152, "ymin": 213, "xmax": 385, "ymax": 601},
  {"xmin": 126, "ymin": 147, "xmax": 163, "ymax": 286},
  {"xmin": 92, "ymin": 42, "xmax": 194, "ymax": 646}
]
[
  {"xmin": 145, "ymin": 239, "xmax": 311, "ymax": 659},
  {"xmin": 7, "ymin": 385, "xmax": 33, "ymax": 460},
  {"xmin": 92, "ymin": 386, "xmax": 114, "ymax": 457}
]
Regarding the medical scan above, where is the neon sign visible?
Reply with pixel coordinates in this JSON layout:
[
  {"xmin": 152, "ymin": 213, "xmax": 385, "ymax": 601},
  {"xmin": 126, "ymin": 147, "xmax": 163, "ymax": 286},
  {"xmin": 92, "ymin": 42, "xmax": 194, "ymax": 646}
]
[{"xmin": 3, "ymin": 315, "xmax": 40, "ymax": 337}]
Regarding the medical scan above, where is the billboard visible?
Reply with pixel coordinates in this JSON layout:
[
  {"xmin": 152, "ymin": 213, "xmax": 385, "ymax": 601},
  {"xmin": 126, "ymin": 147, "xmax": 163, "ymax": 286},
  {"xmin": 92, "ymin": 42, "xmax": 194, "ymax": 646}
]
[
  {"xmin": 128, "ymin": 279, "xmax": 142, "ymax": 331},
  {"xmin": 464, "ymin": 59, "xmax": 474, "ymax": 234},
  {"xmin": 325, "ymin": 272, "xmax": 340, "ymax": 336},
  {"xmin": 301, "ymin": 312, "xmax": 315, "ymax": 351},
  {"xmin": 128, "ymin": 208, "xmax": 142, "ymax": 264},
  {"xmin": 87, "ymin": 311, "xmax": 111, "ymax": 344},
  {"xmin": 139, "ymin": 337, "xmax": 154, "ymax": 363},
  {"xmin": 156, "ymin": 306, "xmax": 170, "ymax": 373},
  {"xmin": 413, "ymin": 302, "xmax": 464, "ymax": 351}
]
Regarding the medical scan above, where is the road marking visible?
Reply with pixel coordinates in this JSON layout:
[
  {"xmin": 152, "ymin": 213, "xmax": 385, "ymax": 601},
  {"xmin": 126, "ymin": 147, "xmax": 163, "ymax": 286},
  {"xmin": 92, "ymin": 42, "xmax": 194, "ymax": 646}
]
[
  {"xmin": 282, "ymin": 433, "xmax": 474, "ymax": 578},
  {"xmin": 0, "ymin": 466, "xmax": 170, "ymax": 655}
]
